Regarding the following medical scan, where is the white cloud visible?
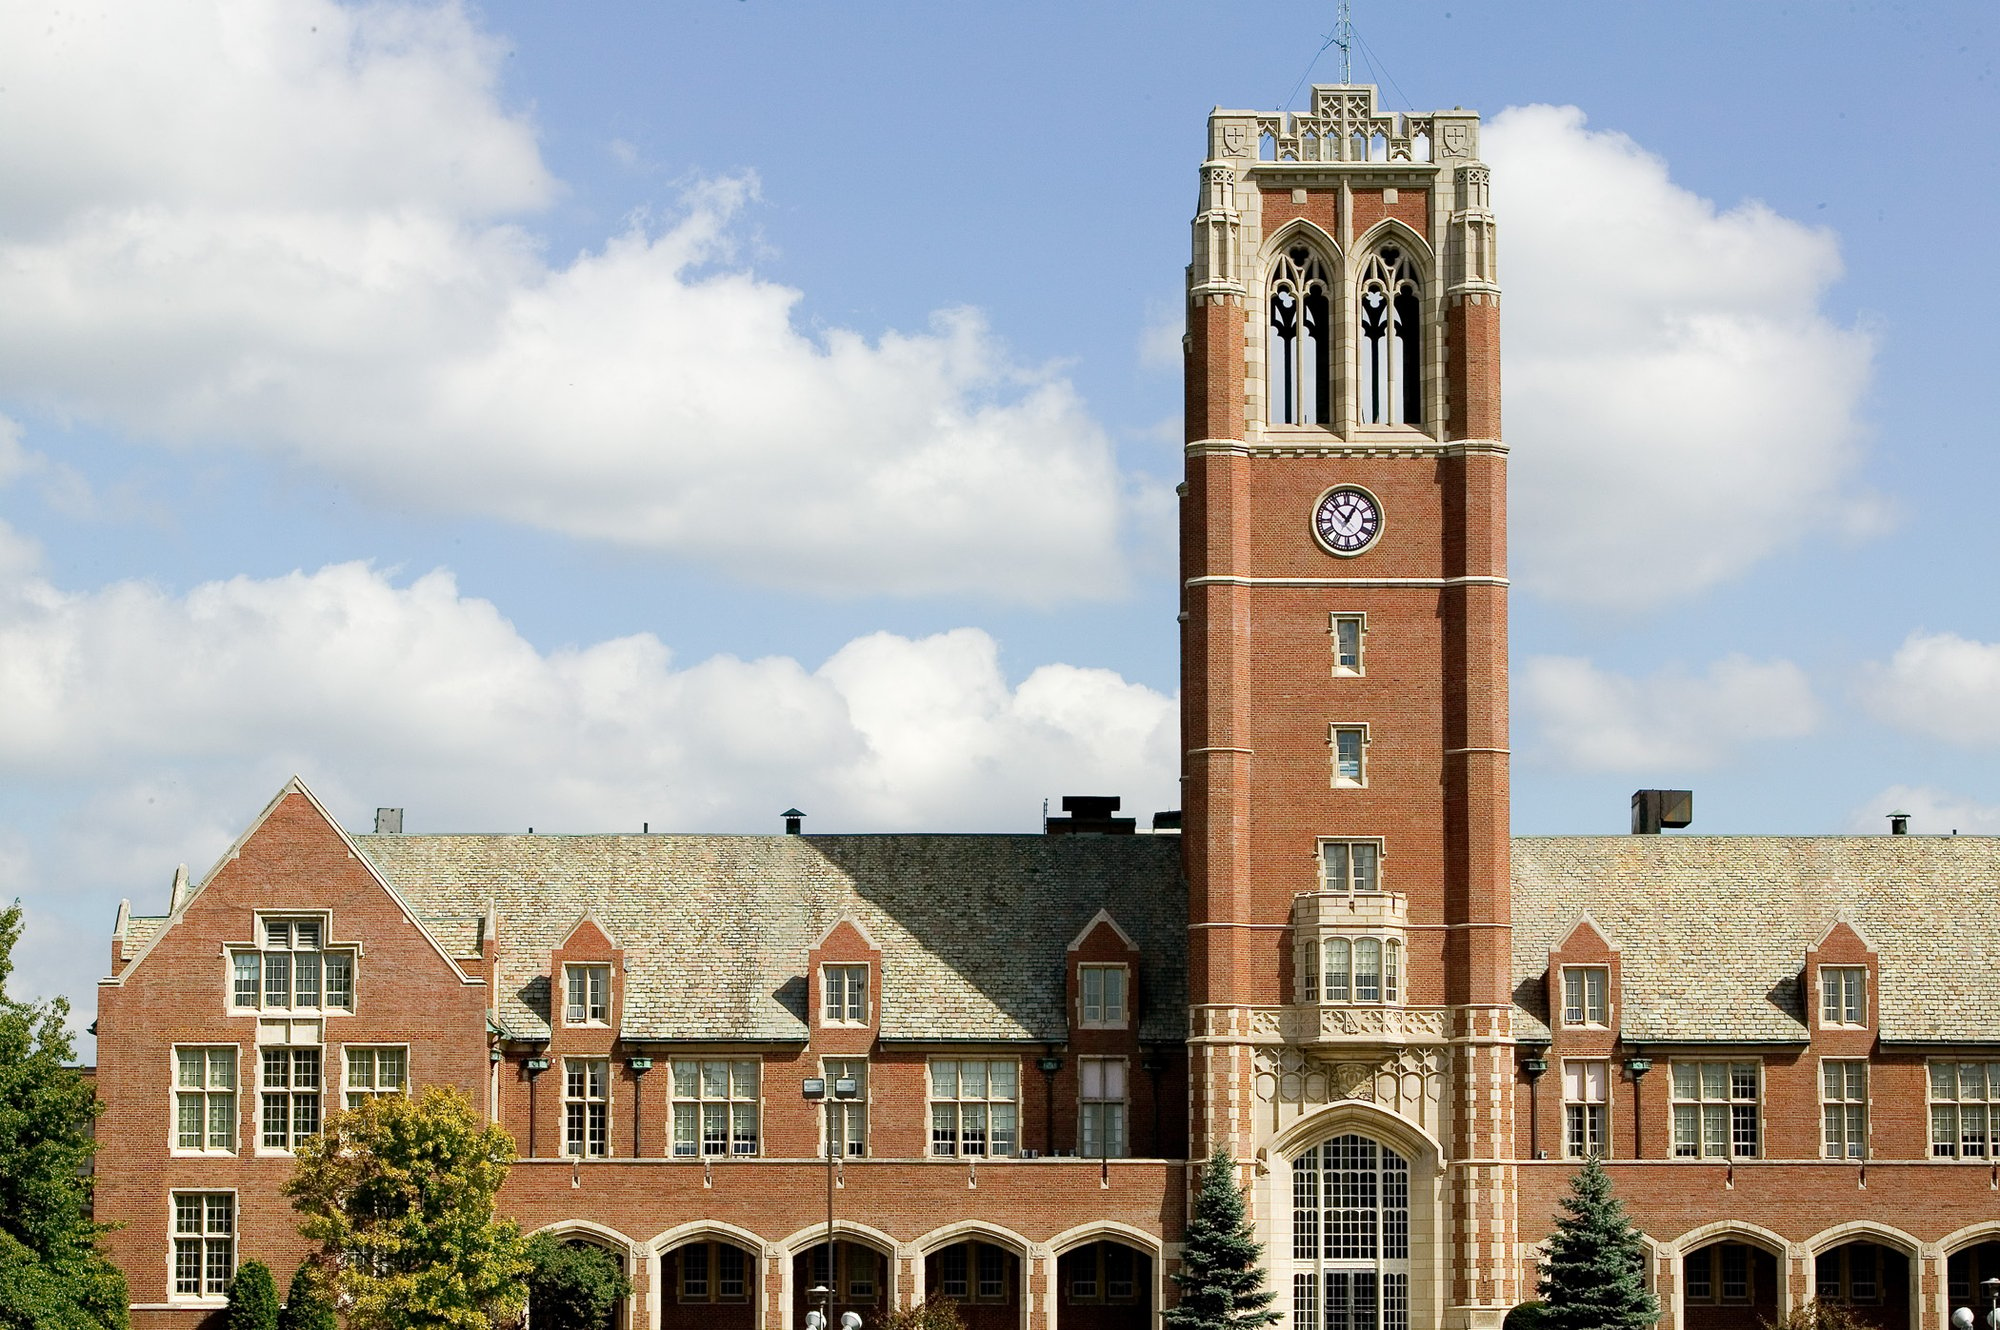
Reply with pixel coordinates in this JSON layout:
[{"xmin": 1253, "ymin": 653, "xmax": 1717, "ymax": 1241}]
[
  {"xmin": 1847, "ymin": 785, "xmax": 2000, "ymax": 836},
  {"xmin": 1488, "ymin": 105, "xmax": 1878, "ymax": 608},
  {"xmin": 0, "ymin": 0, "xmax": 1133, "ymax": 603},
  {"xmin": 0, "ymin": 549, "xmax": 1179, "ymax": 831},
  {"xmin": 1858, "ymin": 631, "xmax": 2000, "ymax": 746},
  {"xmin": 1519, "ymin": 653, "xmax": 1820, "ymax": 771}
]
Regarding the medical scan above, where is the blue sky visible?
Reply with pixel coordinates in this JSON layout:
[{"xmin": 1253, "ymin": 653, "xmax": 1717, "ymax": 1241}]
[{"xmin": 1, "ymin": 0, "xmax": 1996, "ymax": 1031}]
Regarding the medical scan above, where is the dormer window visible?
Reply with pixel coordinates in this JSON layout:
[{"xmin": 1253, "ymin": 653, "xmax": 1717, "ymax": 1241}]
[
  {"xmin": 1561, "ymin": 967, "xmax": 1610, "ymax": 1027},
  {"xmin": 564, "ymin": 964, "xmax": 611, "ymax": 1026},
  {"xmin": 1820, "ymin": 966, "xmax": 1866, "ymax": 1027},
  {"xmin": 823, "ymin": 964, "xmax": 869, "ymax": 1026},
  {"xmin": 1079, "ymin": 964, "xmax": 1129, "ymax": 1029},
  {"xmin": 230, "ymin": 916, "xmax": 353, "ymax": 1014}
]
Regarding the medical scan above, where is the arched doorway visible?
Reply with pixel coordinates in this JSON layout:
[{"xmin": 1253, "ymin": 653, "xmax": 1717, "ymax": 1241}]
[
  {"xmin": 1681, "ymin": 1240, "xmax": 1780, "ymax": 1330},
  {"xmin": 924, "ymin": 1239, "xmax": 1022, "ymax": 1330},
  {"xmin": 1947, "ymin": 1241, "xmax": 2000, "ymax": 1320},
  {"xmin": 659, "ymin": 1236, "xmax": 756, "ymax": 1330},
  {"xmin": 791, "ymin": 1240, "xmax": 889, "ymax": 1329},
  {"xmin": 1813, "ymin": 1240, "xmax": 1910, "ymax": 1330},
  {"xmin": 1289, "ymin": 1133, "xmax": 1412, "ymax": 1330},
  {"xmin": 1056, "ymin": 1240, "xmax": 1152, "ymax": 1329}
]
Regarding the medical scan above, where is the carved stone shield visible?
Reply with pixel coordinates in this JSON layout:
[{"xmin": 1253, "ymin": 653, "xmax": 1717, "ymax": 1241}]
[
  {"xmin": 1441, "ymin": 123, "xmax": 1470, "ymax": 157},
  {"xmin": 1223, "ymin": 124, "xmax": 1250, "ymax": 157}
]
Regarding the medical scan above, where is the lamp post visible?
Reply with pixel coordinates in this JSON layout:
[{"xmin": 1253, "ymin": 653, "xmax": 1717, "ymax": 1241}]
[
  {"xmin": 1953, "ymin": 1276, "xmax": 2000, "ymax": 1330},
  {"xmin": 802, "ymin": 1074, "xmax": 860, "ymax": 1327}
]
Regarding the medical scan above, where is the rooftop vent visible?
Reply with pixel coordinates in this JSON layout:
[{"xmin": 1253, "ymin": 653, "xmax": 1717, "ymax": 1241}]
[
  {"xmin": 782, "ymin": 808, "xmax": 805, "ymax": 835},
  {"xmin": 1630, "ymin": 789, "xmax": 1692, "ymax": 835},
  {"xmin": 1045, "ymin": 795, "xmax": 1136, "ymax": 836},
  {"xmin": 1151, "ymin": 809, "xmax": 1184, "ymax": 833},
  {"xmin": 1888, "ymin": 810, "xmax": 1911, "ymax": 836},
  {"xmin": 374, "ymin": 807, "xmax": 404, "ymax": 834}
]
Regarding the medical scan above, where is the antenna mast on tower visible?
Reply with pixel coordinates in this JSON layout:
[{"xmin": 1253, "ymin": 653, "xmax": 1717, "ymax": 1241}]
[{"xmin": 1334, "ymin": 0, "xmax": 1354, "ymax": 83}]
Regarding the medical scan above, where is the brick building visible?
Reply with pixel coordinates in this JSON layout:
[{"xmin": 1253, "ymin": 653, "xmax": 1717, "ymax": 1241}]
[{"xmin": 94, "ymin": 84, "xmax": 2000, "ymax": 1330}]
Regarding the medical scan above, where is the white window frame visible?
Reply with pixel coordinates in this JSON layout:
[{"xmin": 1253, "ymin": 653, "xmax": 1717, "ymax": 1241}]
[
  {"xmin": 1670, "ymin": 1061, "xmax": 1761, "ymax": 1159},
  {"xmin": 928, "ymin": 1058, "xmax": 1019, "ymax": 1158},
  {"xmin": 1820, "ymin": 1059, "xmax": 1867, "ymax": 1160},
  {"xmin": 670, "ymin": 1058, "xmax": 761, "ymax": 1157},
  {"xmin": 1329, "ymin": 723, "xmax": 1370, "ymax": 787},
  {"xmin": 1561, "ymin": 966, "xmax": 1610, "ymax": 1027},
  {"xmin": 1928, "ymin": 1060, "xmax": 2000, "ymax": 1158},
  {"xmin": 823, "ymin": 1057, "xmax": 869, "ymax": 1158},
  {"xmin": 1819, "ymin": 965, "xmax": 1867, "ymax": 1027},
  {"xmin": 1562, "ymin": 1059, "xmax": 1608, "ymax": 1159},
  {"xmin": 343, "ymin": 1045, "xmax": 409, "ymax": 1111},
  {"xmin": 1330, "ymin": 612, "xmax": 1366, "ymax": 676},
  {"xmin": 258, "ymin": 1045, "xmax": 322, "ymax": 1153},
  {"xmin": 822, "ymin": 964, "xmax": 869, "ymax": 1026},
  {"xmin": 1317, "ymin": 838, "xmax": 1382, "ymax": 894},
  {"xmin": 563, "ymin": 1057, "xmax": 611, "ymax": 1158},
  {"xmin": 229, "ymin": 914, "xmax": 355, "ymax": 1015},
  {"xmin": 1078, "ymin": 963, "xmax": 1129, "ymax": 1029},
  {"xmin": 1080, "ymin": 1056, "xmax": 1128, "ymax": 1159},
  {"xmin": 169, "ymin": 1190, "xmax": 236, "ymax": 1301},
  {"xmin": 172, "ymin": 1046, "xmax": 238, "ymax": 1155},
  {"xmin": 563, "ymin": 964, "xmax": 611, "ymax": 1027}
]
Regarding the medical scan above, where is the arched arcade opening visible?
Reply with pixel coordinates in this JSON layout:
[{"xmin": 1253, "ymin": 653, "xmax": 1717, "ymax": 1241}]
[
  {"xmin": 791, "ymin": 1239, "xmax": 891, "ymax": 1330},
  {"xmin": 1055, "ymin": 1239, "xmax": 1153, "ymax": 1330},
  {"xmin": 1681, "ymin": 1239, "xmax": 1780, "ymax": 1330},
  {"xmin": 658, "ymin": 1235, "xmax": 757, "ymax": 1330},
  {"xmin": 924, "ymin": 1237, "xmax": 1023, "ymax": 1330}
]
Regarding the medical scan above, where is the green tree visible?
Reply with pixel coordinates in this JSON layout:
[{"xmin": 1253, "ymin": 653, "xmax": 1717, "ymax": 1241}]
[
  {"xmin": 1536, "ymin": 1157, "xmax": 1659, "ymax": 1330},
  {"xmin": 0, "ymin": 899, "xmax": 129, "ymax": 1330},
  {"xmin": 522, "ymin": 1235, "xmax": 630, "ymax": 1330},
  {"xmin": 284, "ymin": 1084, "xmax": 531, "ymax": 1330},
  {"xmin": 277, "ymin": 1264, "xmax": 336, "ymax": 1330},
  {"xmin": 227, "ymin": 1261, "xmax": 280, "ymax": 1330},
  {"xmin": 1164, "ymin": 1148, "xmax": 1281, "ymax": 1330}
]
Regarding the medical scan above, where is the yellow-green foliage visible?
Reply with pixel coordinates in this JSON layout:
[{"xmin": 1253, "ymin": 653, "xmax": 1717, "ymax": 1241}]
[{"xmin": 284, "ymin": 1085, "xmax": 530, "ymax": 1330}]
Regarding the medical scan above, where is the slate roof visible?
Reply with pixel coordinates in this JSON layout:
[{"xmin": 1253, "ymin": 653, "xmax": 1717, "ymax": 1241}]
[
  {"xmin": 354, "ymin": 833, "xmax": 1188, "ymax": 1045},
  {"xmin": 1512, "ymin": 836, "xmax": 2000, "ymax": 1045}
]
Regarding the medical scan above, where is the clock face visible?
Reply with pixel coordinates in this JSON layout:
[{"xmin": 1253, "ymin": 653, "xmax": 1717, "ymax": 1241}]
[{"xmin": 1314, "ymin": 486, "xmax": 1382, "ymax": 555}]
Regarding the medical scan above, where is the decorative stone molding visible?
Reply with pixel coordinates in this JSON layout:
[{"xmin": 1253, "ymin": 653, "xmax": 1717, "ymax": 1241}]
[
  {"xmin": 1251, "ymin": 1046, "xmax": 1447, "ymax": 1128},
  {"xmin": 1282, "ymin": 1004, "xmax": 1450, "ymax": 1045}
]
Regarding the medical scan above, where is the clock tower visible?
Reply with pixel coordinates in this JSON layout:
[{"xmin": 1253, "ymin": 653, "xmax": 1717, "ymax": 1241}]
[{"xmin": 1180, "ymin": 86, "xmax": 1512, "ymax": 1330}]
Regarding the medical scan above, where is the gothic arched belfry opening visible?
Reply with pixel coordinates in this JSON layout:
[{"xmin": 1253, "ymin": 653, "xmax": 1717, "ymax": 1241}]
[{"xmin": 1181, "ymin": 82, "xmax": 1509, "ymax": 1330}]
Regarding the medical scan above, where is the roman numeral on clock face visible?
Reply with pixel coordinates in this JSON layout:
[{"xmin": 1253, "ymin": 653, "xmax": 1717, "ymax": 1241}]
[{"xmin": 1314, "ymin": 487, "xmax": 1382, "ymax": 554}]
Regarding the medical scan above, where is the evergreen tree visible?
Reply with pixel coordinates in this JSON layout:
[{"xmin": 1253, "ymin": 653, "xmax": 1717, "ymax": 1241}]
[
  {"xmin": 284, "ymin": 1084, "xmax": 531, "ymax": 1330},
  {"xmin": 1164, "ymin": 1148, "xmax": 1281, "ymax": 1330},
  {"xmin": 0, "ymin": 899, "xmax": 129, "ymax": 1330},
  {"xmin": 226, "ymin": 1262, "xmax": 280, "ymax": 1330},
  {"xmin": 277, "ymin": 1265, "xmax": 336, "ymax": 1330},
  {"xmin": 1536, "ymin": 1157, "xmax": 1659, "ymax": 1330},
  {"xmin": 522, "ymin": 1235, "xmax": 631, "ymax": 1330}
]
